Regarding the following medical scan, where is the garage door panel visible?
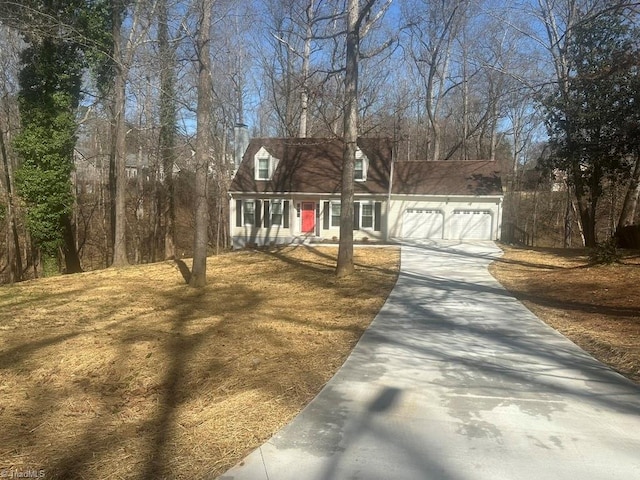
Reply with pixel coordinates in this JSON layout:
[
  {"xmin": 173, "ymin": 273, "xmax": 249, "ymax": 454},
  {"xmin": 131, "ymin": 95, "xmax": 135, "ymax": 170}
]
[
  {"xmin": 451, "ymin": 210, "xmax": 492, "ymax": 240},
  {"xmin": 402, "ymin": 209, "xmax": 444, "ymax": 239}
]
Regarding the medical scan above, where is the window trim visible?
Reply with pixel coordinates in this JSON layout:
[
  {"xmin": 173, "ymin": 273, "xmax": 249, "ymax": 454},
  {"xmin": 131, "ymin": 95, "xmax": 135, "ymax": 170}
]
[
  {"xmin": 354, "ymin": 149, "xmax": 367, "ymax": 182},
  {"xmin": 361, "ymin": 203, "xmax": 374, "ymax": 229},
  {"xmin": 354, "ymin": 201, "xmax": 381, "ymax": 231},
  {"xmin": 270, "ymin": 199, "xmax": 284, "ymax": 226},
  {"xmin": 330, "ymin": 202, "xmax": 341, "ymax": 228},
  {"xmin": 257, "ymin": 157, "xmax": 270, "ymax": 180},
  {"xmin": 253, "ymin": 147, "xmax": 279, "ymax": 181},
  {"xmin": 243, "ymin": 200, "xmax": 255, "ymax": 225},
  {"xmin": 354, "ymin": 158, "xmax": 364, "ymax": 181}
]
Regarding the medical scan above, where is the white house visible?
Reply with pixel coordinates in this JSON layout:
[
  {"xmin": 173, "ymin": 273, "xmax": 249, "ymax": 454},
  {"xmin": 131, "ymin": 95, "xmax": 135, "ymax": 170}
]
[{"xmin": 229, "ymin": 137, "xmax": 503, "ymax": 247}]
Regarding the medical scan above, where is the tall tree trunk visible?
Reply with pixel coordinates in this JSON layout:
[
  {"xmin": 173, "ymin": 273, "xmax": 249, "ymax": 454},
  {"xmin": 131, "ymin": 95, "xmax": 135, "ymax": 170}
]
[
  {"xmin": 461, "ymin": 34, "xmax": 469, "ymax": 161},
  {"xmin": 62, "ymin": 216, "xmax": 82, "ymax": 273},
  {"xmin": 574, "ymin": 195, "xmax": 597, "ymax": 247},
  {"xmin": 158, "ymin": 0, "xmax": 176, "ymax": 259},
  {"xmin": 564, "ymin": 184, "xmax": 572, "ymax": 247},
  {"xmin": 0, "ymin": 121, "xmax": 22, "ymax": 282},
  {"xmin": 431, "ymin": 121, "xmax": 441, "ymax": 161},
  {"xmin": 299, "ymin": 0, "xmax": 313, "ymax": 138},
  {"xmin": 190, "ymin": 0, "xmax": 213, "ymax": 288},
  {"xmin": 111, "ymin": 4, "xmax": 129, "ymax": 267},
  {"xmin": 336, "ymin": 0, "xmax": 358, "ymax": 278}
]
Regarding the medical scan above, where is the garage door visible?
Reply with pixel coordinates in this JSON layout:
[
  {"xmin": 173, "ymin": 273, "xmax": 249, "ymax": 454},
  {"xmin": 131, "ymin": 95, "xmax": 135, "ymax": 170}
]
[
  {"xmin": 451, "ymin": 210, "xmax": 493, "ymax": 240},
  {"xmin": 402, "ymin": 209, "xmax": 444, "ymax": 239}
]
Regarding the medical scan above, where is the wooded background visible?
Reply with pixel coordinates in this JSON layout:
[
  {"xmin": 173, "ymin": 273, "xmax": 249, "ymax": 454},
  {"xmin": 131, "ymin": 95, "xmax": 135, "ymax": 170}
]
[{"xmin": 1, "ymin": 0, "xmax": 639, "ymax": 284}]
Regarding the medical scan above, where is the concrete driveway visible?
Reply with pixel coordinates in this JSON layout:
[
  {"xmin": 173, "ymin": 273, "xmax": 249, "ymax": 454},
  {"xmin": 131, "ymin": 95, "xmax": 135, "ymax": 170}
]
[{"xmin": 218, "ymin": 241, "xmax": 640, "ymax": 480}]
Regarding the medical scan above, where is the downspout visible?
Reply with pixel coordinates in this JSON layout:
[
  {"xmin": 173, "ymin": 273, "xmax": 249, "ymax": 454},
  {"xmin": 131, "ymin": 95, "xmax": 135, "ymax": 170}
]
[
  {"xmin": 497, "ymin": 196, "xmax": 503, "ymax": 242},
  {"xmin": 229, "ymin": 192, "xmax": 235, "ymax": 249},
  {"xmin": 387, "ymin": 143, "xmax": 395, "ymax": 242}
]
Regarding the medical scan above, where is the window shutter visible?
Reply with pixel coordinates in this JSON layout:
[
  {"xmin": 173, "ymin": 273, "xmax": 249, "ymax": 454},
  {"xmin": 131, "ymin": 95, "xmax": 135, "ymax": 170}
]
[
  {"xmin": 374, "ymin": 202, "xmax": 382, "ymax": 231},
  {"xmin": 283, "ymin": 201, "xmax": 290, "ymax": 228},
  {"xmin": 323, "ymin": 201, "xmax": 330, "ymax": 230},
  {"xmin": 263, "ymin": 200, "xmax": 270, "ymax": 228},
  {"xmin": 255, "ymin": 200, "xmax": 262, "ymax": 227},
  {"xmin": 236, "ymin": 200, "xmax": 242, "ymax": 227},
  {"xmin": 353, "ymin": 202, "xmax": 360, "ymax": 230}
]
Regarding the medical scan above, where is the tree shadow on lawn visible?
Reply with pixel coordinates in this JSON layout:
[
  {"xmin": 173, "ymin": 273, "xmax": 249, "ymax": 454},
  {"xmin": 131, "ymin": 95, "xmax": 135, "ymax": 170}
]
[
  {"xmin": 137, "ymin": 279, "xmax": 381, "ymax": 478},
  {"xmin": 30, "ymin": 282, "xmax": 269, "ymax": 479},
  {"xmin": 1, "ymin": 249, "xmax": 396, "ymax": 479},
  {"xmin": 260, "ymin": 245, "xmax": 400, "ymax": 288}
]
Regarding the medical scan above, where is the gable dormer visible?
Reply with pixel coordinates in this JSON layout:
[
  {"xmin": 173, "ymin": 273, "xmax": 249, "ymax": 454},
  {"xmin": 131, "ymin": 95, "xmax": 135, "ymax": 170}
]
[
  {"xmin": 354, "ymin": 147, "xmax": 368, "ymax": 182},
  {"xmin": 254, "ymin": 146, "xmax": 279, "ymax": 181}
]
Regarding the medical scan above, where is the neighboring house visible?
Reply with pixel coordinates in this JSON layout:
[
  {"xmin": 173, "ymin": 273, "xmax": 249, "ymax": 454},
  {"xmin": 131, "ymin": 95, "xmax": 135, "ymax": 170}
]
[{"xmin": 229, "ymin": 137, "xmax": 503, "ymax": 247}]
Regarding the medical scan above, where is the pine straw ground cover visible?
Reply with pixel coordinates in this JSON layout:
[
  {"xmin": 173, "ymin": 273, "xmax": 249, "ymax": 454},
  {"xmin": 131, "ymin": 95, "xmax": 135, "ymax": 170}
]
[
  {"xmin": 489, "ymin": 245, "xmax": 640, "ymax": 384},
  {"xmin": 0, "ymin": 246, "xmax": 399, "ymax": 479}
]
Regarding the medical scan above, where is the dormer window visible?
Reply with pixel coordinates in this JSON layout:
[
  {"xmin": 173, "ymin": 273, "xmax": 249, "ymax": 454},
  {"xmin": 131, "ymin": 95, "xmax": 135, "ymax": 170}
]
[
  {"xmin": 355, "ymin": 158, "xmax": 364, "ymax": 180},
  {"xmin": 254, "ymin": 147, "xmax": 279, "ymax": 181},
  {"xmin": 257, "ymin": 157, "xmax": 269, "ymax": 179},
  {"xmin": 354, "ymin": 148, "xmax": 367, "ymax": 181}
]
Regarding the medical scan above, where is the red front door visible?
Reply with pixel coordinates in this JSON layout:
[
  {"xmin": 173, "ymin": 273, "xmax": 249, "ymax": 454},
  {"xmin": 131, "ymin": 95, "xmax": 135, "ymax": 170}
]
[{"xmin": 301, "ymin": 202, "xmax": 315, "ymax": 234}]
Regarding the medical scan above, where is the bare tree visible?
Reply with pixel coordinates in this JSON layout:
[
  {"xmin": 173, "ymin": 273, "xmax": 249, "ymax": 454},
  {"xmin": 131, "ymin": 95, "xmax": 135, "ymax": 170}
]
[
  {"xmin": 0, "ymin": 110, "xmax": 22, "ymax": 282},
  {"xmin": 336, "ymin": 0, "xmax": 391, "ymax": 278},
  {"xmin": 0, "ymin": 26, "xmax": 23, "ymax": 282},
  {"xmin": 158, "ymin": 0, "xmax": 177, "ymax": 259},
  {"xmin": 404, "ymin": 0, "xmax": 470, "ymax": 161},
  {"xmin": 110, "ymin": 0, "xmax": 158, "ymax": 267},
  {"xmin": 189, "ymin": 0, "xmax": 214, "ymax": 288},
  {"xmin": 110, "ymin": 0, "xmax": 129, "ymax": 267},
  {"xmin": 256, "ymin": 0, "xmax": 344, "ymax": 137}
]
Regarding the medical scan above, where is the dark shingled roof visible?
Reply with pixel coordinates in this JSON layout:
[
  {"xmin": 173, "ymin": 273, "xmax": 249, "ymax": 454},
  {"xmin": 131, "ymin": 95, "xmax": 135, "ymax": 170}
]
[
  {"xmin": 391, "ymin": 161, "xmax": 502, "ymax": 196},
  {"xmin": 230, "ymin": 137, "xmax": 393, "ymax": 195},
  {"xmin": 230, "ymin": 138, "xmax": 502, "ymax": 196}
]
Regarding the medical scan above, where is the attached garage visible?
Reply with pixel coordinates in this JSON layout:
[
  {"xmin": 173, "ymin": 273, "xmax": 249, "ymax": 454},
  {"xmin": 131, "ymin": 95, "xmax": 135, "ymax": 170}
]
[
  {"xmin": 451, "ymin": 210, "xmax": 493, "ymax": 240},
  {"xmin": 402, "ymin": 209, "xmax": 444, "ymax": 239}
]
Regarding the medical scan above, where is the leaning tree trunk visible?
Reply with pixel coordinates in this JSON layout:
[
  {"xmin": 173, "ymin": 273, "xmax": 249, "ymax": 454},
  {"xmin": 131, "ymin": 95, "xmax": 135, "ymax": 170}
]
[
  {"xmin": 617, "ymin": 153, "xmax": 640, "ymax": 230},
  {"xmin": 336, "ymin": 0, "xmax": 359, "ymax": 278},
  {"xmin": 190, "ymin": 0, "xmax": 213, "ymax": 288}
]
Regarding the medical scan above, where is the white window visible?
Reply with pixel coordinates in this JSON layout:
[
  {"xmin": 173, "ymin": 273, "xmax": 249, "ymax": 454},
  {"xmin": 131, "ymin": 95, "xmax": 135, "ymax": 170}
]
[
  {"xmin": 355, "ymin": 158, "xmax": 364, "ymax": 180},
  {"xmin": 331, "ymin": 203, "xmax": 341, "ymax": 227},
  {"xmin": 257, "ymin": 157, "xmax": 269, "ymax": 180},
  {"xmin": 354, "ymin": 149, "xmax": 367, "ymax": 181},
  {"xmin": 244, "ymin": 200, "xmax": 255, "ymax": 225},
  {"xmin": 271, "ymin": 199, "xmax": 283, "ymax": 225},
  {"xmin": 361, "ymin": 204, "xmax": 374, "ymax": 228},
  {"xmin": 254, "ymin": 147, "xmax": 279, "ymax": 180}
]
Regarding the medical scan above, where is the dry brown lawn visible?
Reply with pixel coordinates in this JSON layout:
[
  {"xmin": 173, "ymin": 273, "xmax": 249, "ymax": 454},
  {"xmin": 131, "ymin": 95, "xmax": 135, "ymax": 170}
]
[
  {"xmin": 489, "ymin": 245, "xmax": 640, "ymax": 384},
  {"xmin": 0, "ymin": 246, "xmax": 399, "ymax": 480},
  {"xmin": 5, "ymin": 242, "xmax": 638, "ymax": 480}
]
